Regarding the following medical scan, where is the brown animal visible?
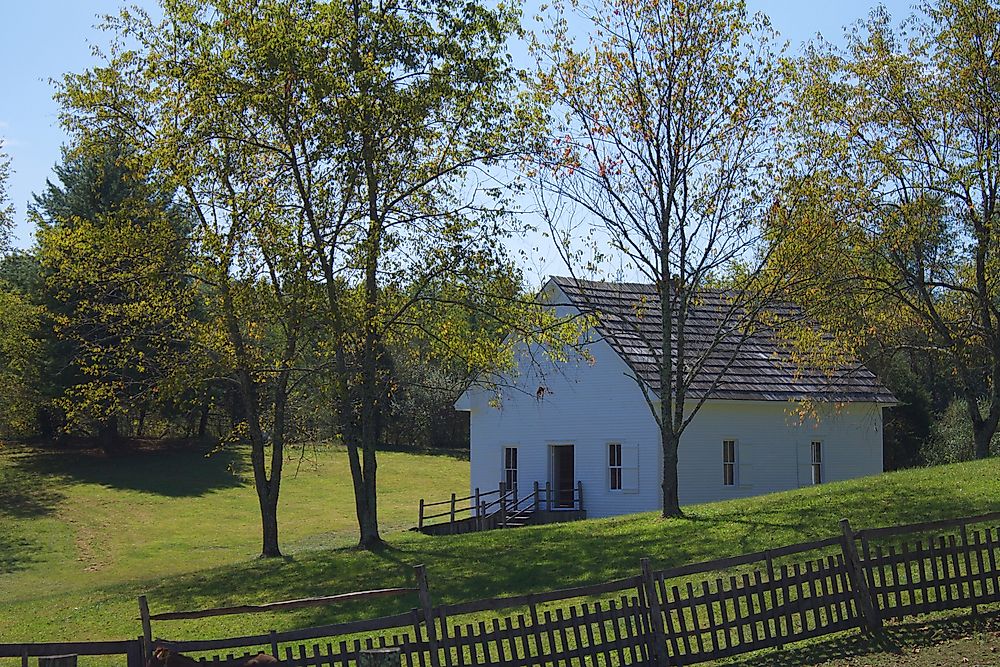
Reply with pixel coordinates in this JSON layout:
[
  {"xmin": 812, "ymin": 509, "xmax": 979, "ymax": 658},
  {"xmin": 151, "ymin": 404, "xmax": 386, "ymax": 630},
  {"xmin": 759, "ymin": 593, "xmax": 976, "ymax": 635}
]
[{"xmin": 147, "ymin": 647, "xmax": 280, "ymax": 667}]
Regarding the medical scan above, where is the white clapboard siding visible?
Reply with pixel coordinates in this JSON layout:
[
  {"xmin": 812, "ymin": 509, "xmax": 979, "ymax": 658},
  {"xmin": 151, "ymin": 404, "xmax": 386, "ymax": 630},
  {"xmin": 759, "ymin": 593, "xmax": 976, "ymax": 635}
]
[{"xmin": 458, "ymin": 284, "xmax": 887, "ymax": 519}]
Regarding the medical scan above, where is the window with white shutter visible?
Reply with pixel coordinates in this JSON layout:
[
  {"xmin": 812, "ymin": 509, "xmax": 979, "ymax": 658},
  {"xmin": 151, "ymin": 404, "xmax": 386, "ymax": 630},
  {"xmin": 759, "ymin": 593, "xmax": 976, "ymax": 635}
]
[{"xmin": 620, "ymin": 443, "xmax": 639, "ymax": 494}]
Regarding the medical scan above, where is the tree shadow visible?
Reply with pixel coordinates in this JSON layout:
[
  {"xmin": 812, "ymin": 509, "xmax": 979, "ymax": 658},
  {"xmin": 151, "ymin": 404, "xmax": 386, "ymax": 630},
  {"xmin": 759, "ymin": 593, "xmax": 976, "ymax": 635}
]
[
  {"xmin": 0, "ymin": 533, "xmax": 44, "ymax": 576},
  {"xmin": 11, "ymin": 444, "xmax": 248, "ymax": 497},
  {"xmin": 0, "ymin": 461, "xmax": 65, "ymax": 519}
]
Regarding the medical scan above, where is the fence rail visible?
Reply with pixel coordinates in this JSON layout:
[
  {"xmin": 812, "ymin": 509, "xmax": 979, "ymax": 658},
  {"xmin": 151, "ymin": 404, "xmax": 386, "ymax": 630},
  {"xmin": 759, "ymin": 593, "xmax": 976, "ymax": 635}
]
[
  {"xmin": 0, "ymin": 639, "xmax": 144, "ymax": 666},
  {"xmin": 4, "ymin": 510, "xmax": 999, "ymax": 667}
]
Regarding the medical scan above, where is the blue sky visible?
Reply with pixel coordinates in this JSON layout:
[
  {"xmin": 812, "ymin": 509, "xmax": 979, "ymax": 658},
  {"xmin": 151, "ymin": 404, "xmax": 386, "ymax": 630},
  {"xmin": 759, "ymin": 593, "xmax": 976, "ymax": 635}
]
[{"xmin": 0, "ymin": 0, "xmax": 912, "ymax": 262}]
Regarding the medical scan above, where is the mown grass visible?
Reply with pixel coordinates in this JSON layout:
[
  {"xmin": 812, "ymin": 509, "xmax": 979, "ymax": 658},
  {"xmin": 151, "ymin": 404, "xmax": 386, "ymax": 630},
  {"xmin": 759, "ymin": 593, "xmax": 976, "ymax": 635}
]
[
  {"xmin": 0, "ymin": 442, "xmax": 468, "ymax": 640},
  {"xmin": 0, "ymin": 444, "xmax": 998, "ymax": 666}
]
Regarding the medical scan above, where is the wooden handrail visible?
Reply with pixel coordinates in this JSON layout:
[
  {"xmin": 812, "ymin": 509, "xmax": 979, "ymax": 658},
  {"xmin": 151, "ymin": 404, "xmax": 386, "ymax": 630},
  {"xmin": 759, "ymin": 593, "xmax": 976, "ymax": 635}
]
[
  {"xmin": 419, "ymin": 480, "xmax": 585, "ymax": 529},
  {"xmin": 421, "ymin": 489, "xmax": 499, "ymax": 509}
]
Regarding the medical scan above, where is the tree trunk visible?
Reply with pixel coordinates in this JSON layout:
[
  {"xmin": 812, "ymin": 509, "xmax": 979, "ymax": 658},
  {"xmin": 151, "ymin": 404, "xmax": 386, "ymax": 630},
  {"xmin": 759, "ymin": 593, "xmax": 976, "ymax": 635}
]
[
  {"xmin": 972, "ymin": 420, "xmax": 993, "ymax": 460},
  {"xmin": 258, "ymin": 486, "xmax": 281, "ymax": 557},
  {"xmin": 352, "ymin": 336, "xmax": 386, "ymax": 550},
  {"xmin": 661, "ymin": 428, "xmax": 682, "ymax": 517},
  {"xmin": 197, "ymin": 399, "xmax": 210, "ymax": 438},
  {"xmin": 357, "ymin": 487, "xmax": 382, "ymax": 549},
  {"xmin": 98, "ymin": 415, "xmax": 119, "ymax": 453}
]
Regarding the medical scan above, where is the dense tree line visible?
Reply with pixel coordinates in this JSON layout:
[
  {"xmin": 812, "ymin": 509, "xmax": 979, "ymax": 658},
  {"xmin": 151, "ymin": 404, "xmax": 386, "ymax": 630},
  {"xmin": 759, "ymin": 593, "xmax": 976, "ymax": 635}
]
[{"xmin": 0, "ymin": 147, "xmax": 489, "ymax": 453}]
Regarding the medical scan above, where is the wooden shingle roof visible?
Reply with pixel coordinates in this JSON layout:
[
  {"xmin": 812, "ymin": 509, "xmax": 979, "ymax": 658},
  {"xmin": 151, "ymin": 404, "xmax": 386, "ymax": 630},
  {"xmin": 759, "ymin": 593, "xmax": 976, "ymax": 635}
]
[{"xmin": 551, "ymin": 276, "xmax": 897, "ymax": 403}]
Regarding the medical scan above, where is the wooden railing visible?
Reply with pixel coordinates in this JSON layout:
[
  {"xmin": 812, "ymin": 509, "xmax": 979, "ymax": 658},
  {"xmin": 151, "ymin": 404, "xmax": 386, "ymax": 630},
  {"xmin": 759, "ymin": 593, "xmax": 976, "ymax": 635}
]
[
  {"xmin": 417, "ymin": 488, "xmax": 500, "ymax": 530},
  {"xmin": 418, "ymin": 481, "xmax": 585, "ymax": 533},
  {"xmin": 137, "ymin": 584, "xmax": 420, "ymax": 660},
  {"xmin": 0, "ymin": 639, "xmax": 144, "ymax": 666},
  {"xmin": 530, "ymin": 480, "xmax": 584, "ymax": 512}
]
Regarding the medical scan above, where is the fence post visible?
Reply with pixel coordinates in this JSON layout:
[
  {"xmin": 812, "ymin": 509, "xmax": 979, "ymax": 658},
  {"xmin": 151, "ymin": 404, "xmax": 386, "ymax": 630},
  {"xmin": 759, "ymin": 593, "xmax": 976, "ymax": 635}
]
[
  {"xmin": 959, "ymin": 523, "xmax": 977, "ymax": 617},
  {"xmin": 640, "ymin": 558, "xmax": 669, "ymax": 667},
  {"xmin": 545, "ymin": 481, "xmax": 552, "ymax": 511},
  {"xmin": 839, "ymin": 518, "xmax": 883, "ymax": 633},
  {"xmin": 764, "ymin": 550, "xmax": 782, "ymax": 650},
  {"xmin": 359, "ymin": 648, "xmax": 401, "ymax": 666},
  {"xmin": 270, "ymin": 629, "xmax": 280, "ymax": 658},
  {"xmin": 127, "ymin": 639, "xmax": 145, "ymax": 667},
  {"xmin": 479, "ymin": 500, "xmax": 487, "ymax": 531},
  {"xmin": 138, "ymin": 595, "xmax": 153, "ymax": 657},
  {"xmin": 415, "ymin": 565, "xmax": 442, "ymax": 667},
  {"xmin": 474, "ymin": 488, "xmax": 481, "ymax": 519},
  {"xmin": 577, "ymin": 481, "xmax": 584, "ymax": 511},
  {"xmin": 418, "ymin": 499, "xmax": 425, "ymax": 531},
  {"xmin": 533, "ymin": 481, "xmax": 540, "ymax": 512},
  {"xmin": 20, "ymin": 647, "xmax": 27, "ymax": 667}
]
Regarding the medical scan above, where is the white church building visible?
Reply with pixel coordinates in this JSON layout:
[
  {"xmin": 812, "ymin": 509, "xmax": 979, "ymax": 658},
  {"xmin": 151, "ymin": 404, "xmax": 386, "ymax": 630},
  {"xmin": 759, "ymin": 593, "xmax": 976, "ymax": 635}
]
[{"xmin": 455, "ymin": 277, "xmax": 897, "ymax": 519}]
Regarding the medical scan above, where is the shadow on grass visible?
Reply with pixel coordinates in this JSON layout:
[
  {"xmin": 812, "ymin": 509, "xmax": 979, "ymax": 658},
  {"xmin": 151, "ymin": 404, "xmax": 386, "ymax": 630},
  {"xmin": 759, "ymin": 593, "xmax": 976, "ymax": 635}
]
[
  {"xmin": 11, "ymin": 443, "xmax": 248, "ymax": 497},
  {"xmin": 140, "ymin": 459, "xmax": 1000, "ymax": 638},
  {"xmin": 727, "ymin": 610, "xmax": 1000, "ymax": 666},
  {"xmin": 0, "ymin": 460, "xmax": 65, "ymax": 519},
  {"xmin": 0, "ymin": 533, "xmax": 44, "ymax": 575}
]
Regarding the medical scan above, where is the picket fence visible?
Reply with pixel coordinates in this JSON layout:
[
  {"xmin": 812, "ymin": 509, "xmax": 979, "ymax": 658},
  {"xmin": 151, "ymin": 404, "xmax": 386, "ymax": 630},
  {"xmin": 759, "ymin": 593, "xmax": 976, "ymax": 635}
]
[{"xmin": 3, "ymin": 510, "xmax": 999, "ymax": 666}]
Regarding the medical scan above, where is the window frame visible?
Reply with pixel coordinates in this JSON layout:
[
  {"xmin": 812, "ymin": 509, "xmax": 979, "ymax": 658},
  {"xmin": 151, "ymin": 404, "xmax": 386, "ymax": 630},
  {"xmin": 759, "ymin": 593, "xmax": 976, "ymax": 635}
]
[
  {"xmin": 722, "ymin": 439, "xmax": 737, "ymax": 486},
  {"xmin": 503, "ymin": 446, "xmax": 518, "ymax": 491},
  {"xmin": 608, "ymin": 442, "xmax": 623, "ymax": 491},
  {"xmin": 810, "ymin": 440, "xmax": 823, "ymax": 485}
]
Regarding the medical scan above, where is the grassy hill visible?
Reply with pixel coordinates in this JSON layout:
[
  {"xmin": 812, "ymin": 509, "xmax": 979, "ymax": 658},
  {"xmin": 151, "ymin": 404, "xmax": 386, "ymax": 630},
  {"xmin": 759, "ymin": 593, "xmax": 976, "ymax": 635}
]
[{"xmin": 1, "ymin": 443, "xmax": 998, "ymax": 662}]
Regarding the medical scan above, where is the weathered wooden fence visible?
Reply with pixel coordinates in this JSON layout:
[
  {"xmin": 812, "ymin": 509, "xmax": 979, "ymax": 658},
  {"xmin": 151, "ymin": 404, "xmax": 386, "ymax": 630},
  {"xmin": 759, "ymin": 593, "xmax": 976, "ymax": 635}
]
[
  {"xmin": 4, "ymin": 510, "xmax": 999, "ymax": 666},
  {"xmin": 853, "ymin": 512, "xmax": 1000, "ymax": 622},
  {"xmin": 0, "ymin": 640, "xmax": 144, "ymax": 666}
]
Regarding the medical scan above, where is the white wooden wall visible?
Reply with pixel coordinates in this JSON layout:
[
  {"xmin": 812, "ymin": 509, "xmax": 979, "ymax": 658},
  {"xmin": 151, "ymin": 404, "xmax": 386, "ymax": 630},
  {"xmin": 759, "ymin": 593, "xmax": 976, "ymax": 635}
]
[{"xmin": 457, "ymin": 288, "xmax": 886, "ymax": 518}]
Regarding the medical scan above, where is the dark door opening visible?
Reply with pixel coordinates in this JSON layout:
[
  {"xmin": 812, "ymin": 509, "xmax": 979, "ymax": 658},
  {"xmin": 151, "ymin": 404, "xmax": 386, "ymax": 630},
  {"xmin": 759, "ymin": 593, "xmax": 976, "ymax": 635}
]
[{"xmin": 550, "ymin": 445, "xmax": 575, "ymax": 508}]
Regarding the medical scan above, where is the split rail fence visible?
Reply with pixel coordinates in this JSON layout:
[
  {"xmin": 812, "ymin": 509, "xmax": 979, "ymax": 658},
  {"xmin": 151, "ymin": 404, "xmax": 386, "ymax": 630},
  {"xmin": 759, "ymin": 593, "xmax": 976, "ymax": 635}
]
[{"xmin": 3, "ymin": 510, "xmax": 999, "ymax": 666}]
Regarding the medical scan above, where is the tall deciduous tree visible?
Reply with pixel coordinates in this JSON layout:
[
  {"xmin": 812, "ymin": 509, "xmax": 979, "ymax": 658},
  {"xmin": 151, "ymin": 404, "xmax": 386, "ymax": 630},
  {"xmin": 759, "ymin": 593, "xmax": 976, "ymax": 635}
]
[
  {"xmin": 779, "ymin": 0, "xmax": 1000, "ymax": 460},
  {"xmin": 533, "ymin": 0, "xmax": 786, "ymax": 516},
  {"xmin": 302, "ymin": 0, "xmax": 568, "ymax": 549}
]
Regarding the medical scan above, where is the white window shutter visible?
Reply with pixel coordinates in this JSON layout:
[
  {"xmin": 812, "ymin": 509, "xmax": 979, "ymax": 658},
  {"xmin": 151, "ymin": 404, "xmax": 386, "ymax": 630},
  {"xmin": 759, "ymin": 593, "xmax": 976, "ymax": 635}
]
[
  {"xmin": 622, "ymin": 443, "xmax": 640, "ymax": 494},
  {"xmin": 796, "ymin": 442, "xmax": 812, "ymax": 487},
  {"xmin": 738, "ymin": 442, "xmax": 752, "ymax": 489}
]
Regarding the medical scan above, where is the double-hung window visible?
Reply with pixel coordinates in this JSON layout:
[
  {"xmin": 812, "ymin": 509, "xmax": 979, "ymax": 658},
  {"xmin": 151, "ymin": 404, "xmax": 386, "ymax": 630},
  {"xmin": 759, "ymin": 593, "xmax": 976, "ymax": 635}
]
[
  {"xmin": 723, "ymin": 439, "xmax": 737, "ymax": 486},
  {"xmin": 503, "ymin": 446, "xmax": 518, "ymax": 490},
  {"xmin": 810, "ymin": 441, "xmax": 823, "ymax": 485},
  {"xmin": 609, "ymin": 442, "xmax": 623, "ymax": 491}
]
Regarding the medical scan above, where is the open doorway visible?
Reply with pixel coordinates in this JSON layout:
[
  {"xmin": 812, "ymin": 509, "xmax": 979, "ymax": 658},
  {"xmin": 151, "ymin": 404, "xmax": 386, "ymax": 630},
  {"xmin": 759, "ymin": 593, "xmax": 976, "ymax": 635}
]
[{"xmin": 549, "ymin": 444, "xmax": 575, "ymax": 508}]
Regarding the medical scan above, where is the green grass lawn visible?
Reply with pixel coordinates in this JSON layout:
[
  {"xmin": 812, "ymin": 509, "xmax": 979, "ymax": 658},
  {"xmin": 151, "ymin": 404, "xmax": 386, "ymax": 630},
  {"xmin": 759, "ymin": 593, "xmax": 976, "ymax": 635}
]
[
  {"xmin": 1, "ymin": 443, "xmax": 998, "ymax": 666},
  {"xmin": 0, "ymin": 442, "xmax": 469, "ymax": 640}
]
